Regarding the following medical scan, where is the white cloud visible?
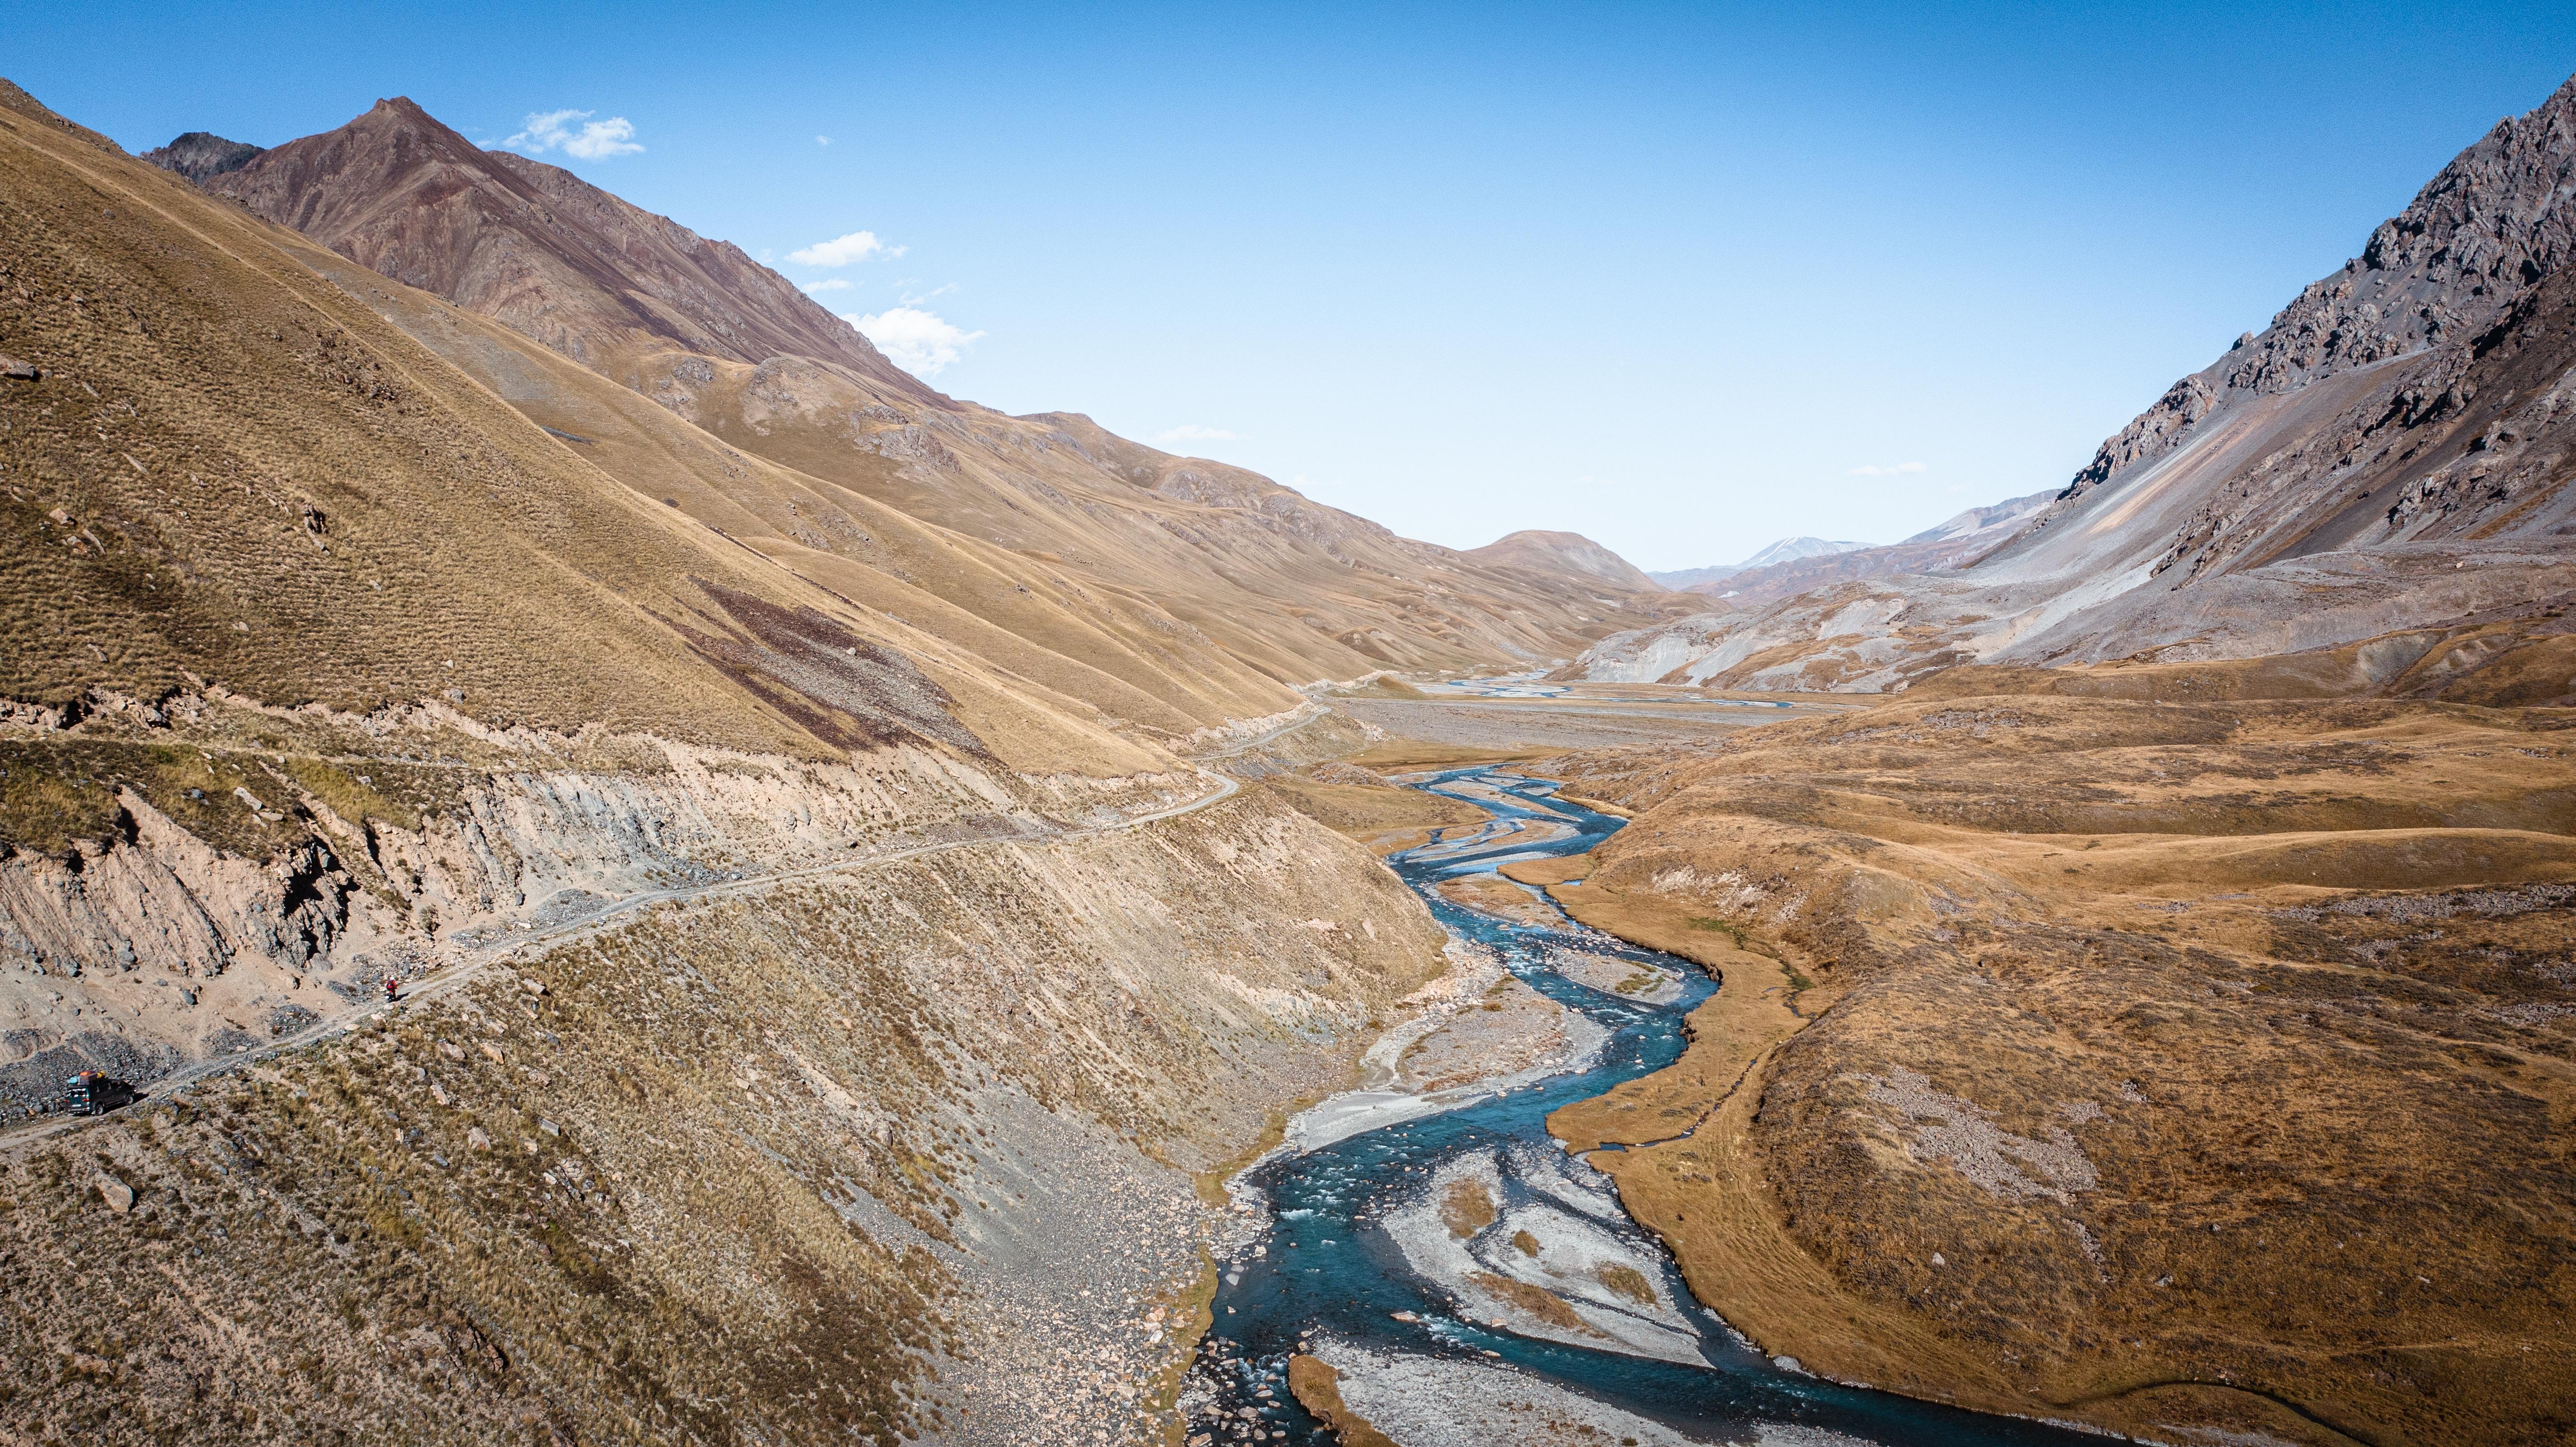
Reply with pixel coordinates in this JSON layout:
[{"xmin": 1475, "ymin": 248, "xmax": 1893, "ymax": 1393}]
[
  {"xmin": 816, "ymin": 134, "xmax": 832, "ymax": 146},
  {"xmin": 1847, "ymin": 460, "xmax": 1928, "ymax": 477},
  {"xmin": 504, "ymin": 108, "xmax": 643, "ymax": 159},
  {"xmin": 845, "ymin": 306, "xmax": 983, "ymax": 377},
  {"xmin": 1155, "ymin": 424, "xmax": 1240, "ymax": 445},
  {"xmin": 790, "ymin": 230, "xmax": 906, "ymax": 267},
  {"xmin": 562, "ymin": 118, "xmax": 641, "ymax": 159},
  {"xmin": 801, "ymin": 278, "xmax": 852, "ymax": 293}
]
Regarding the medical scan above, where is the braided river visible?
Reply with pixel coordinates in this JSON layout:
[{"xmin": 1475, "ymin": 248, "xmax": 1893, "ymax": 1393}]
[{"xmin": 1181, "ymin": 768, "xmax": 2105, "ymax": 1447}]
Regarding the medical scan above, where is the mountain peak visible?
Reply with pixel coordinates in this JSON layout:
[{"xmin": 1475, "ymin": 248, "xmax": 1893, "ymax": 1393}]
[
  {"xmin": 2051, "ymin": 69, "xmax": 2576, "ymax": 510},
  {"xmin": 140, "ymin": 130, "xmax": 265, "ymax": 182},
  {"xmin": 196, "ymin": 97, "xmax": 933, "ymax": 398},
  {"xmin": 1738, "ymin": 536, "xmax": 1870, "ymax": 569},
  {"xmin": 1464, "ymin": 530, "xmax": 1656, "ymax": 591}
]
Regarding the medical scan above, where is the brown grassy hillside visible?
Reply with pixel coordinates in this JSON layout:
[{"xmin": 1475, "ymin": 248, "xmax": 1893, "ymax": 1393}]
[
  {"xmin": 191, "ymin": 97, "xmax": 1683, "ymax": 713},
  {"xmin": 0, "ymin": 80, "xmax": 1177, "ymax": 776},
  {"xmin": 0, "ymin": 79, "xmax": 1462, "ymax": 1447},
  {"xmin": 1540, "ymin": 684, "xmax": 2576, "ymax": 1446}
]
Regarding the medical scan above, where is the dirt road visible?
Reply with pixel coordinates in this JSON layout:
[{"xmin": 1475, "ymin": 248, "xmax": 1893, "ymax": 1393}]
[{"xmin": 2, "ymin": 761, "xmax": 1248, "ymax": 1149}]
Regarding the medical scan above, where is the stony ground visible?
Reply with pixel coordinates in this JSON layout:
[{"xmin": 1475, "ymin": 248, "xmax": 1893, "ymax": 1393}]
[
  {"xmin": 916, "ymin": 1089, "xmax": 1239, "ymax": 1446},
  {"xmin": 1396, "ymin": 978, "xmax": 1571, "ymax": 1092}
]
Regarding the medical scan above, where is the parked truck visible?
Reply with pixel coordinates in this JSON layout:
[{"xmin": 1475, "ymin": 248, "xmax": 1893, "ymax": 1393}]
[{"xmin": 66, "ymin": 1072, "xmax": 137, "ymax": 1116}]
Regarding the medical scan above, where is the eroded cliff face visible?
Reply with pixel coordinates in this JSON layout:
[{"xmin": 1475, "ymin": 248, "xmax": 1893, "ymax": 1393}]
[
  {"xmin": 1, "ymin": 691, "xmax": 1451, "ymax": 1445},
  {"xmin": 0, "ymin": 686, "xmax": 1213, "ymax": 1109}
]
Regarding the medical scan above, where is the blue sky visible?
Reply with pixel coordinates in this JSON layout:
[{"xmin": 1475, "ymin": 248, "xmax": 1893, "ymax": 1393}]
[{"xmin": 20, "ymin": 3, "xmax": 2576, "ymax": 568}]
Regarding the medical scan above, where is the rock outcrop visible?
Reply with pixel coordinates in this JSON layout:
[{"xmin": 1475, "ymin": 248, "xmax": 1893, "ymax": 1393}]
[{"xmin": 139, "ymin": 130, "xmax": 263, "ymax": 182}]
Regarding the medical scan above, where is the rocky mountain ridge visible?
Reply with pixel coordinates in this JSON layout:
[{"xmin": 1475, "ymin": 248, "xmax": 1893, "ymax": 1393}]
[
  {"xmin": 1574, "ymin": 71, "xmax": 2576, "ymax": 693},
  {"xmin": 203, "ymin": 98, "xmax": 931, "ymax": 395},
  {"xmin": 2047, "ymin": 72, "xmax": 2576, "ymax": 517}
]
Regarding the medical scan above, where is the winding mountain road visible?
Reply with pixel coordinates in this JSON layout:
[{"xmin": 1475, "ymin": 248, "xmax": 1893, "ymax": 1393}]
[{"xmin": 0, "ymin": 721, "xmax": 1317, "ymax": 1148}]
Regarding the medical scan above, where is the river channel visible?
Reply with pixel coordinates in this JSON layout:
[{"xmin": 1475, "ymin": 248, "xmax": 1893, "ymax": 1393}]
[{"xmin": 1181, "ymin": 767, "xmax": 2105, "ymax": 1447}]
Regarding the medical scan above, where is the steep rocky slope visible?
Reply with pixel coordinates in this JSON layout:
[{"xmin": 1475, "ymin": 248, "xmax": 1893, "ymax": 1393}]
[
  {"xmin": 188, "ymin": 99, "xmax": 1673, "ymax": 704},
  {"xmin": 1576, "ymin": 74, "xmax": 2576, "ymax": 692},
  {"xmin": 2057, "ymin": 72, "xmax": 2576, "ymax": 506},
  {"xmin": 0, "ymin": 79, "xmax": 1458, "ymax": 1446},
  {"xmin": 1536, "ymin": 669, "xmax": 2576, "ymax": 1446}
]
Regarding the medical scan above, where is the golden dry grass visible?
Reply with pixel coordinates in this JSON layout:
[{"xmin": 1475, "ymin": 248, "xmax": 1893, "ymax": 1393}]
[
  {"xmin": 1254, "ymin": 773, "xmax": 1486, "ymax": 839},
  {"xmin": 177, "ymin": 91, "xmax": 1681, "ymax": 732},
  {"xmin": 1286, "ymin": 1355, "xmax": 1400, "ymax": 1447},
  {"xmin": 1431, "ymin": 873, "xmax": 1560, "ymax": 927},
  {"xmin": 1538, "ymin": 689, "xmax": 2576, "ymax": 1446},
  {"xmin": 0, "ymin": 94, "xmax": 819, "ymax": 751},
  {"xmin": 1467, "ymin": 1272, "xmax": 1596, "ymax": 1332},
  {"xmin": 0, "ymin": 82, "xmax": 1188, "ymax": 838},
  {"xmin": 1343, "ymin": 739, "xmax": 1561, "ymax": 771},
  {"xmin": 1441, "ymin": 1178, "xmax": 1498, "ymax": 1239}
]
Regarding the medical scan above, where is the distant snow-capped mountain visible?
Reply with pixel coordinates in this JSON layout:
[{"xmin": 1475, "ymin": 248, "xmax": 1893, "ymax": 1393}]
[{"xmin": 1648, "ymin": 535, "xmax": 1869, "ymax": 588}]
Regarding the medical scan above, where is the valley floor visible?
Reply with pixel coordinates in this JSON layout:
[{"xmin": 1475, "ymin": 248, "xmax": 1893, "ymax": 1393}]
[
  {"xmin": 1514, "ymin": 675, "xmax": 2576, "ymax": 1447},
  {"xmin": 14, "ymin": 672, "xmax": 2568, "ymax": 1446}
]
